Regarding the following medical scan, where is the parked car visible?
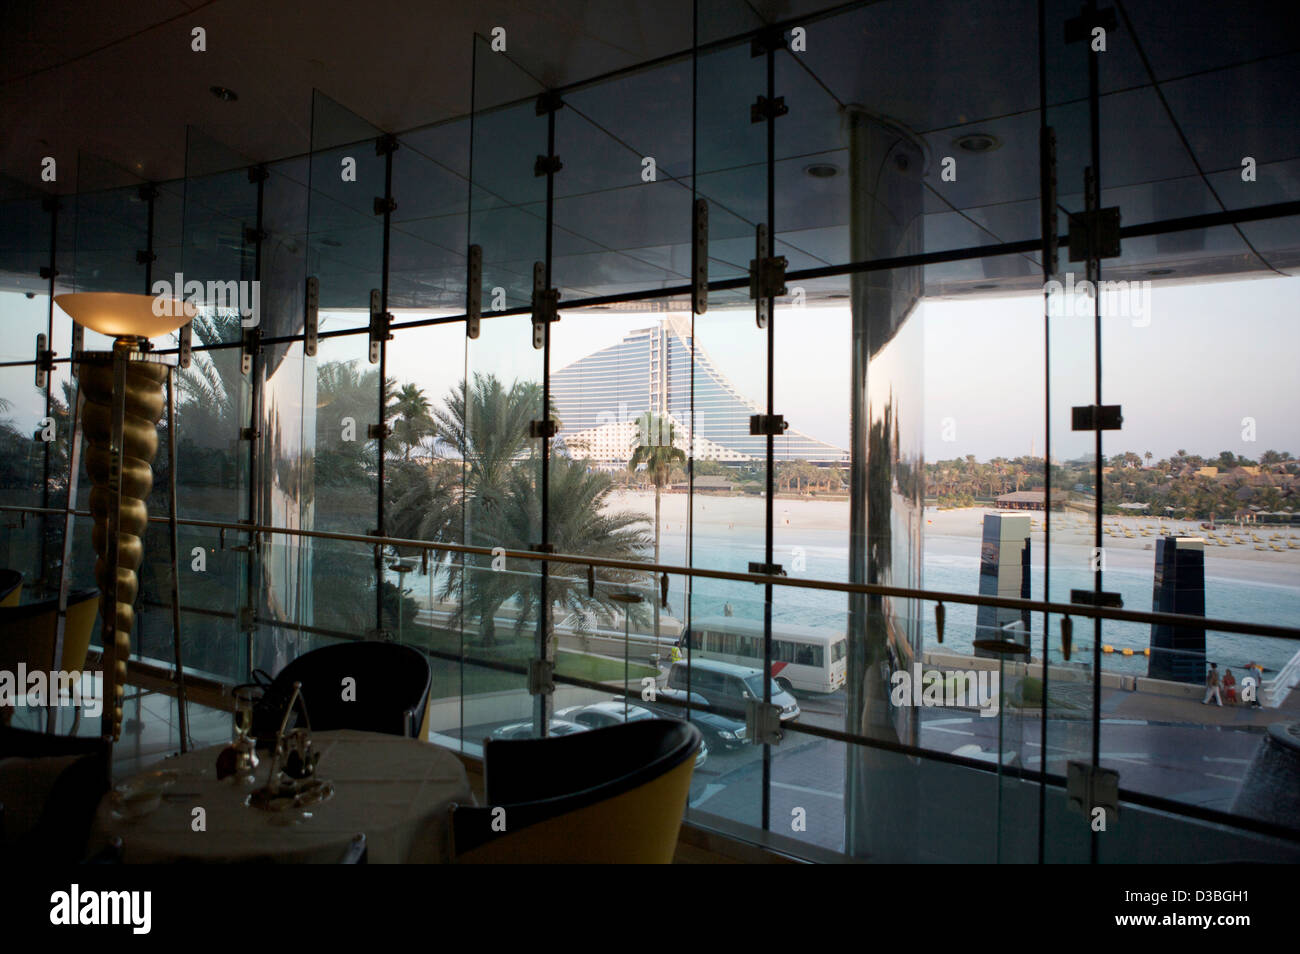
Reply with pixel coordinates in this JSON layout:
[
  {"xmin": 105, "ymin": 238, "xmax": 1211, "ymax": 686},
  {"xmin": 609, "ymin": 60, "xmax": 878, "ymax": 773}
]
[
  {"xmin": 489, "ymin": 718, "xmax": 589, "ymax": 740},
  {"xmin": 638, "ymin": 692, "xmax": 748, "ymax": 751},
  {"xmin": 555, "ymin": 700, "xmax": 656, "ymax": 728},
  {"xmin": 554, "ymin": 701, "xmax": 709, "ymax": 769},
  {"xmin": 663, "ymin": 658, "xmax": 800, "ymax": 721}
]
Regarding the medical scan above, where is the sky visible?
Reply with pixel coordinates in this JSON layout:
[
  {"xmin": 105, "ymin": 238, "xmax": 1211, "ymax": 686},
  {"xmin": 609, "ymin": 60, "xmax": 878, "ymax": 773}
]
[
  {"xmin": 8, "ymin": 273, "xmax": 1296, "ymax": 464},
  {"xmin": 381, "ymin": 272, "xmax": 1300, "ymax": 463}
]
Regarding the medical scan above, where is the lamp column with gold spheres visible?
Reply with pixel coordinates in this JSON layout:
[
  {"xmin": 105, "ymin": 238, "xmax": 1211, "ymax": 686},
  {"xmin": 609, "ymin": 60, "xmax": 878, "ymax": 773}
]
[{"xmin": 55, "ymin": 293, "xmax": 195, "ymax": 742}]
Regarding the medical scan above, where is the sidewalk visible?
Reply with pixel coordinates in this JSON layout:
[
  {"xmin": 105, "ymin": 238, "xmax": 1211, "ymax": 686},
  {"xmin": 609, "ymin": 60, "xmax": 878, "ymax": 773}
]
[{"xmin": 1094, "ymin": 681, "xmax": 1300, "ymax": 727}]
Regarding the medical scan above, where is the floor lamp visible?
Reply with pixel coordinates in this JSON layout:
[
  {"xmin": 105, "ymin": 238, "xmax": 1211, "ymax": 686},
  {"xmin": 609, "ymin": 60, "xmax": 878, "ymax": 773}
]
[{"xmin": 54, "ymin": 293, "xmax": 194, "ymax": 744}]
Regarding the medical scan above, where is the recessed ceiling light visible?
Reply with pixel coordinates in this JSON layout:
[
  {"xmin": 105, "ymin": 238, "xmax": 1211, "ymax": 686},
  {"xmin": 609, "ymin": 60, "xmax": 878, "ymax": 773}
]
[
  {"xmin": 954, "ymin": 133, "xmax": 1001, "ymax": 154},
  {"xmin": 210, "ymin": 85, "xmax": 238, "ymax": 102},
  {"xmin": 1147, "ymin": 268, "xmax": 1174, "ymax": 275},
  {"xmin": 804, "ymin": 163, "xmax": 839, "ymax": 179}
]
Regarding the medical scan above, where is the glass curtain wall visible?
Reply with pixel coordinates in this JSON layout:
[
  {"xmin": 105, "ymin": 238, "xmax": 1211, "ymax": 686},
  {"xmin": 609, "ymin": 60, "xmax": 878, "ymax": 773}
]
[{"xmin": 2, "ymin": 0, "xmax": 1298, "ymax": 863}]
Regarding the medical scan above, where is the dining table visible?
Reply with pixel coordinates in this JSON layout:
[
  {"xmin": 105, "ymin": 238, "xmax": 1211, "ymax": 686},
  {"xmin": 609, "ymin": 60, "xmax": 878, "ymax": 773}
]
[{"xmin": 91, "ymin": 729, "xmax": 474, "ymax": 863}]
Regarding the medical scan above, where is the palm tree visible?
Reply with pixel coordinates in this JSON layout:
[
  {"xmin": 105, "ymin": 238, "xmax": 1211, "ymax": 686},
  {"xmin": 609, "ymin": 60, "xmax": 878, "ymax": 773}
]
[
  {"xmin": 423, "ymin": 374, "xmax": 648, "ymax": 648},
  {"xmin": 314, "ymin": 360, "xmax": 387, "ymax": 496},
  {"xmin": 388, "ymin": 383, "xmax": 433, "ymax": 460},
  {"xmin": 433, "ymin": 373, "xmax": 539, "ymax": 516},
  {"xmin": 176, "ymin": 312, "xmax": 244, "ymax": 441},
  {"xmin": 628, "ymin": 411, "xmax": 686, "ymax": 643},
  {"xmin": 385, "ymin": 458, "xmax": 463, "ymax": 555}
]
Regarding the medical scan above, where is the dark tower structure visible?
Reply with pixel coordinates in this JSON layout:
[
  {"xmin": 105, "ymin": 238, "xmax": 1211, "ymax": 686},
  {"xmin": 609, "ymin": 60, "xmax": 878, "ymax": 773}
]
[{"xmin": 1148, "ymin": 536, "xmax": 1207, "ymax": 683}]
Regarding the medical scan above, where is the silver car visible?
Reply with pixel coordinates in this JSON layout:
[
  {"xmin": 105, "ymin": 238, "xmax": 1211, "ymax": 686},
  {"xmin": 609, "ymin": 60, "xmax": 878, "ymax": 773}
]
[{"xmin": 555, "ymin": 701, "xmax": 709, "ymax": 769}]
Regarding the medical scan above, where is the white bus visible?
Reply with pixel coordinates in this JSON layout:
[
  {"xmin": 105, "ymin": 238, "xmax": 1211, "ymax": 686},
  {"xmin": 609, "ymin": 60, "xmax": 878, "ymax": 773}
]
[{"xmin": 683, "ymin": 616, "xmax": 847, "ymax": 694}]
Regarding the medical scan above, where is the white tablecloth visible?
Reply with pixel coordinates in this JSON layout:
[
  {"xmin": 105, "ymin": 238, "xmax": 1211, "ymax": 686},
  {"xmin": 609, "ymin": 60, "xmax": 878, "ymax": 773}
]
[{"xmin": 93, "ymin": 730, "xmax": 473, "ymax": 863}]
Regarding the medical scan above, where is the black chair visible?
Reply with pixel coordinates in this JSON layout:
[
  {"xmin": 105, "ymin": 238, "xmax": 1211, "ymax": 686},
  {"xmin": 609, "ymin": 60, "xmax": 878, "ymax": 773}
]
[
  {"xmin": 83, "ymin": 836, "xmax": 124, "ymax": 864},
  {"xmin": 261, "ymin": 642, "xmax": 432, "ymax": 740},
  {"xmin": 0, "ymin": 724, "xmax": 110, "ymax": 864},
  {"xmin": 339, "ymin": 832, "xmax": 367, "ymax": 864}
]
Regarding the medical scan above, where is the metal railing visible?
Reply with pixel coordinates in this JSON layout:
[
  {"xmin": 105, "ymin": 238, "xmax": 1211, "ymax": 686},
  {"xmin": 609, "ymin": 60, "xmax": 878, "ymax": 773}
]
[
  {"xmin": 5, "ymin": 501, "xmax": 1300, "ymax": 852},
  {"xmin": 5, "ymin": 503, "xmax": 1298, "ymax": 642}
]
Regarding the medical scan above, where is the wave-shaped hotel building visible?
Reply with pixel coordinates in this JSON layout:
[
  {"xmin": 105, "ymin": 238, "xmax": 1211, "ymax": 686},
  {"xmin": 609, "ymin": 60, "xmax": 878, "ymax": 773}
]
[{"xmin": 552, "ymin": 315, "xmax": 847, "ymax": 465}]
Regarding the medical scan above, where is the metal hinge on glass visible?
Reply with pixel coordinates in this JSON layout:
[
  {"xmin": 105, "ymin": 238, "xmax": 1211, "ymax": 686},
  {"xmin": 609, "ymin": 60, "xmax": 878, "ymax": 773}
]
[
  {"xmin": 1071, "ymin": 404, "xmax": 1123, "ymax": 432},
  {"xmin": 746, "ymin": 698, "xmax": 783, "ymax": 746},
  {"xmin": 304, "ymin": 276, "xmax": 319, "ymax": 357},
  {"xmin": 692, "ymin": 199, "xmax": 709, "ymax": 315},
  {"xmin": 368, "ymin": 289, "xmax": 392, "ymax": 364},
  {"xmin": 748, "ymin": 561, "xmax": 786, "ymax": 578},
  {"xmin": 229, "ymin": 523, "xmax": 256, "ymax": 554},
  {"xmin": 1040, "ymin": 127, "xmax": 1059, "ymax": 279},
  {"xmin": 1067, "ymin": 206, "xmax": 1121, "ymax": 263},
  {"xmin": 531, "ymin": 262, "xmax": 560, "ymax": 349},
  {"xmin": 528, "ymin": 419, "xmax": 558, "ymax": 439},
  {"xmin": 240, "ymin": 327, "xmax": 260, "ymax": 376},
  {"xmin": 749, "ymin": 95, "xmax": 788, "ymax": 124},
  {"xmin": 34, "ymin": 334, "xmax": 54, "ymax": 389},
  {"xmin": 1064, "ymin": 5, "xmax": 1118, "ymax": 45},
  {"xmin": 533, "ymin": 154, "xmax": 563, "ymax": 177},
  {"xmin": 178, "ymin": 322, "xmax": 192, "ymax": 369},
  {"xmin": 238, "ymin": 606, "xmax": 255, "ymax": 633},
  {"xmin": 71, "ymin": 322, "xmax": 84, "ymax": 372},
  {"xmin": 466, "ymin": 244, "xmax": 482, "ymax": 339},
  {"xmin": 749, "ymin": 224, "xmax": 786, "ymax": 329},
  {"xmin": 535, "ymin": 90, "xmax": 564, "ymax": 117},
  {"xmin": 1070, "ymin": 589, "xmax": 1123, "ymax": 608},
  {"xmin": 528, "ymin": 658, "xmax": 555, "ymax": 697},
  {"xmin": 749, "ymin": 413, "xmax": 788, "ymax": 437},
  {"xmin": 750, "ymin": 24, "xmax": 787, "ymax": 57},
  {"xmin": 1067, "ymin": 760, "xmax": 1119, "ymax": 828}
]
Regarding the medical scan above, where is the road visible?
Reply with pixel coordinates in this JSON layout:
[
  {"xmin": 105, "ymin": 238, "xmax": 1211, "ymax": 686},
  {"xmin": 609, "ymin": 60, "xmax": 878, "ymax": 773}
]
[{"xmin": 453, "ymin": 688, "xmax": 1274, "ymax": 857}]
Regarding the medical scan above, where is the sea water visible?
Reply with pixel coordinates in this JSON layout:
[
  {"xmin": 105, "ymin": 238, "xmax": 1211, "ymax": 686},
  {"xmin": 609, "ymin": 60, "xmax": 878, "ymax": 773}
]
[{"xmin": 390, "ymin": 507, "xmax": 1300, "ymax": 676}]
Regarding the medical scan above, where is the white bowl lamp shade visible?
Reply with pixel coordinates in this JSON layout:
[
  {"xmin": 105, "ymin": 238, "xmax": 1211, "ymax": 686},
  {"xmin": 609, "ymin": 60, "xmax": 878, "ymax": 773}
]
[{"xmin": 54, "ymin": 292, "xmax": 196, "ymax": 339}]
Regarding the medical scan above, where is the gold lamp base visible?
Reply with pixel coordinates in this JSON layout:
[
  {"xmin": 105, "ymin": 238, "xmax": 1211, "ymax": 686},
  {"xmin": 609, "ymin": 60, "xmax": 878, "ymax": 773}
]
[
  {"xmin": 79, "ymin": 345, "xmax": 169, "ymax": 740},
  {"xmin": 57, "ymin": 292, "xmax": 194, "ymax": 742}
]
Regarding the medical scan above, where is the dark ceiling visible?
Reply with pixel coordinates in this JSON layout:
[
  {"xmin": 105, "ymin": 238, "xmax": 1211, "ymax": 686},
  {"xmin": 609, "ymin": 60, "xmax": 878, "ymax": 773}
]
[
  {"xmin": 0, "ymin": 0, "xmax": 709, "ymax": 192},
  {"xmin": 2, "ymin": 0, "xmax": 1297, "ymax": 304}
]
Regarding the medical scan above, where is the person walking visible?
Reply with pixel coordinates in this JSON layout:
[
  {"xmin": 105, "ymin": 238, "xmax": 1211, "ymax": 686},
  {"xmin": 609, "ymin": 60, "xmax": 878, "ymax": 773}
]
[
  {"xmin": 1247, "ymin": 661, "xmax": 1265, "ymax": 708},
  {"xmin": 1222, "ymin": 668, "xmax": 1237, "ymax": 705},
  {"xmin": 1202, "ymin": 662, "xmax": 1223, "ymax": 706}
]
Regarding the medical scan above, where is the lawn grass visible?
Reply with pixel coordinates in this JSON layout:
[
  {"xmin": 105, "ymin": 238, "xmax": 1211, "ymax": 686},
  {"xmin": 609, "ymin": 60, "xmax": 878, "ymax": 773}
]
[{"xmin": 413, "ymin": 623, "xmax": 657, "ymax": 699}]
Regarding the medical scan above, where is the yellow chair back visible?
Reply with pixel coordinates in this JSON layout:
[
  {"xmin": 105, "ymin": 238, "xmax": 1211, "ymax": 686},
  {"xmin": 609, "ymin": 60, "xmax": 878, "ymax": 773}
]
[
  {"xmin": 456, "ymin": 753, "xmax": 696, "ymax": 863},
  {"xmin": 452, "ymin": 719, "xmax": 701, "ymax": 864},
  {"xmin": 0, "ymin": 570, "xmax": 22, "ymax": 608},
  {"xmin": 0, "ymin": 590, "xmax": 100, "ymax": 676}
]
